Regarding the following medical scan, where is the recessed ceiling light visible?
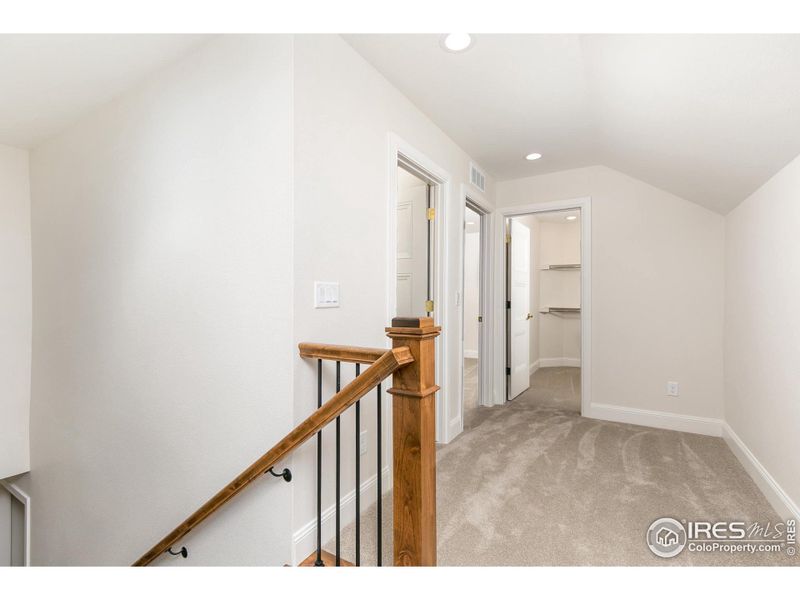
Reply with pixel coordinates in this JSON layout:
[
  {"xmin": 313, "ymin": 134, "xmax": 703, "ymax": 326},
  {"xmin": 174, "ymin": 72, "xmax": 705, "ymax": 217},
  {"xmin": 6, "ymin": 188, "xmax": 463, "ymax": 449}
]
[
  {"xmin": 441, "ymin": 33, "xmax": 473, "ymax": 53},
  {"xmin": 525, "ymin": 153, "xmax": 542, "ymax": 161},
  {"xmin": 566, "ymin": 215, "xmax": 577, "ymax": 221}
]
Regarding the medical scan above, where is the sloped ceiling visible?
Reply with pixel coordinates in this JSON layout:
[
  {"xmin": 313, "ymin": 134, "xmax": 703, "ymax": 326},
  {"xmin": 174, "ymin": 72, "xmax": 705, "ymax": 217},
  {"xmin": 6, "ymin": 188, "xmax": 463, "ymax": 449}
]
[
  {"xmin": 0, "ymin": 34, "xmax": 211, "ymax": 148},
  {"xmin": 344, "ymin": 34, "xmax": 800, "ymax": 214}
]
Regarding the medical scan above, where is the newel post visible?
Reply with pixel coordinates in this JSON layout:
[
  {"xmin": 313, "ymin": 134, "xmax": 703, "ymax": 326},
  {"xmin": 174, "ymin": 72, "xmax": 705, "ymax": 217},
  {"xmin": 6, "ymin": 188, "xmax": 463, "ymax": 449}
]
[{"xmin": 385, "ymin": 316, "xmax": 441, "ymax": 566}]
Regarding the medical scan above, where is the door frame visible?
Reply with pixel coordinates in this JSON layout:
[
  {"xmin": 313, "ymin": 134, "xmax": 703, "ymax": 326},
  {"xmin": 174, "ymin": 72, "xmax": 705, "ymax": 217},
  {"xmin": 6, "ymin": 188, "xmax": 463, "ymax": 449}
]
[
  {"xmin": 495, "ymin": 197, "xmax": 592, "ymax": 416},
  {"xmin": 387, "ymin": 133, "xmax": 451, "ymax": 442},
  {"xmin": 1, "ymin": 480, "xmax": 30, "ymax": 566},
  {"xmin": 458, "ymin": 187, "xmax": 494, "ymax": 435}
]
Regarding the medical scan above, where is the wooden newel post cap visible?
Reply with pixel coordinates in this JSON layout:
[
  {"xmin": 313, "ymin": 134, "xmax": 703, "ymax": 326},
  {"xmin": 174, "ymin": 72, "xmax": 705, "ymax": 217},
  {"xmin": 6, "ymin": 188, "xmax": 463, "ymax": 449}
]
[{"xmin": 385, "ymin": 316, "xmax": 441, "ymax": 401}]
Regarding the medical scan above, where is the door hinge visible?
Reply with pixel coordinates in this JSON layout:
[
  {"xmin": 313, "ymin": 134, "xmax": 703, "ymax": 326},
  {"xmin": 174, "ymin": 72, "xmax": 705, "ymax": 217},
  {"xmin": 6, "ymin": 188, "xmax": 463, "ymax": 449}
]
[
  {"xmin": 506, "ymin": 367, "xmax": 511, "ymax": 376},
  {"xmin": 478, "ymin": 315, "xmax": 483, "ymax": 323},
  {"xmin": 505, "ymin": 233, "xmax": 511, "ymax": 243},
  {"xmin": 425, "ymin": 299, "xmax": 434, "ymax": 312},
  {"xmin": 506, "ymin": 300, "xmax": 511, "ymax": 309},
  {"xmin": 427, "ymin": 207, "xmax": 436, "ymax": 221}
]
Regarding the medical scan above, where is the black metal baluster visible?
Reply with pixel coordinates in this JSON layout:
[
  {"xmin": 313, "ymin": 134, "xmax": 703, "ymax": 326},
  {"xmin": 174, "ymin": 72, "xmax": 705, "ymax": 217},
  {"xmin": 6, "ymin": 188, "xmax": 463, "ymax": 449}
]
[
  {"xmin": 335, "ymin": 361, "xmax": 341, "ymax": 566},
  {"xmin": 315, "ymin": 359, "xmax": 324, "ymax": 566},
  {"xmin": 355, "ymin": 363, "xmax": 361, "ymax": 566},
  {"xmin": 376, "ymin": 382, "xmax": 382, "ymax": 566}
]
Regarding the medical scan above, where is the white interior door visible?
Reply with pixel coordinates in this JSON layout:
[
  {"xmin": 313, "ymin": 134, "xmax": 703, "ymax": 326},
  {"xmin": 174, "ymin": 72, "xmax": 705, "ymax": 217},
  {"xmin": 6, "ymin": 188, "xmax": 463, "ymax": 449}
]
[
  {"xmin": 396, "ymin": 168, "xmax": 430, "ymax": 316},
  {"xmin": 509, "ymin": 219, "xmax": 531, "ymax": 399}
]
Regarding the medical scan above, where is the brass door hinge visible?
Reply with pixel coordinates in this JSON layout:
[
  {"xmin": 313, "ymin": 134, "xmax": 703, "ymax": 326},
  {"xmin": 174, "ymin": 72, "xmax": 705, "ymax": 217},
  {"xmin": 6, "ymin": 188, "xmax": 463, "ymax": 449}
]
[
  {"xmin": 478, "ymin": 316, "xmax": 483, "ymax": 323},
  {"xmin": 425, "ymin": 299, "xmax": 434, "ymax": 312},
  {"xmin": 427, "ymin": 207, "xmax": 435, "ymax": 221},
  {"xmin": 505, "ymin": 233, "xmax": 511, "ymax": 243}
]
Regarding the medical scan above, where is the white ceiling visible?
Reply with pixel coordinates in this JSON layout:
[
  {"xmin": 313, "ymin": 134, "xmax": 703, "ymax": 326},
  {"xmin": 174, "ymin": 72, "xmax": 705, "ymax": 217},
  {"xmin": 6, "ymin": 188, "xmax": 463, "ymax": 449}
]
[
  {"xmin": 0, "ymin": 34, "xmax": 211, "ymax": 148},
  {"xmin": 344, "ymin": 34, "xmax": 800, "ymax": 214}
]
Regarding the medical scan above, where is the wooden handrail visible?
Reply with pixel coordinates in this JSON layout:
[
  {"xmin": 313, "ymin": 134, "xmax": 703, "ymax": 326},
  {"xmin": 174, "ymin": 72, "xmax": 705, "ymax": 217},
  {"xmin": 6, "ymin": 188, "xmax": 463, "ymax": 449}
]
[
  {"xmin": 298, "ymin": 342, "xmax": 387, "ymax": 364},
  {"xmin": 133, "ymin": 345, "xmax": 414, "ymax": 566}
]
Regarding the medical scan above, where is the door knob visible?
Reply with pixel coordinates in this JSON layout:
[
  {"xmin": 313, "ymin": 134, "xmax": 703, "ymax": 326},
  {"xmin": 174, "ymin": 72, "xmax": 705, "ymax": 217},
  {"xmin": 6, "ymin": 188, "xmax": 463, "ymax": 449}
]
[{"xmin": 526, "ymin": 313, "xmax": 533, "ymax": 320}]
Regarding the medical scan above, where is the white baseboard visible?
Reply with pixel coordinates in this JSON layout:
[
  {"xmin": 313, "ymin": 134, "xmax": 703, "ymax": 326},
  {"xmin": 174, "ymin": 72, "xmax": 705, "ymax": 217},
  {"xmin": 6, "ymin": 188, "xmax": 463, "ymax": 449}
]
[
  {"xmin": 722, "ymin": 423, "xmax": 800, "ymax": 521},
  {"xmin": 463, "ymin": 349, "xmax": 479, "ymax": 360},
  {"xmin": 585, "ymin": 403, "xmax": 723, "ymax": 437},
  {"xmin": 291, "ymin": 466, "xmax": 391, "ymax": 565},
  {"xmin": 533, "ymin": 357, "xmax": 580, "ymax": 371}
]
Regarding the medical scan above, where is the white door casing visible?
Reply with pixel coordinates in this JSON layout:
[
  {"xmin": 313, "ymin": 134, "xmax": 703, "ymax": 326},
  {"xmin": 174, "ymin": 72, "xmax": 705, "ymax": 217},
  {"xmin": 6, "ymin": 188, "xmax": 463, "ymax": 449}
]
[
  {"xmin": 509, "ymin": 219, "xmax": 531, "ymax": 399},
  {"xmin": 387, "ymin": 134, "xmax": 451, "ymax": 443},
  {"xmin": 495, "ymin": 197, "xmax": 591, "ymax": 415}
]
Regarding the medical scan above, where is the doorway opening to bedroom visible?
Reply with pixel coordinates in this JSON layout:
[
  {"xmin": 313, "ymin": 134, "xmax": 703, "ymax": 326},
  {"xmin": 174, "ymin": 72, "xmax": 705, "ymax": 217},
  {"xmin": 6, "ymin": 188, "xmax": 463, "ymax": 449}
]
[
  {"xmin": 506, "ymin": 209, "xmax": 582, "ymax": 413},
  {"xmin": 462, "ymin": 201, "xmax": 487, "ymax": 430}
]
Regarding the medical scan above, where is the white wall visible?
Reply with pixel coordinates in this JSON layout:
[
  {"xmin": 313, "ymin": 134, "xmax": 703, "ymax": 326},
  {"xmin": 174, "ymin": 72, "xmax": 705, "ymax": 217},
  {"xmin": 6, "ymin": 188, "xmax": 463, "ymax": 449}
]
[
  {"xmin": 0, "ymin": 143, "xmax": 31, "ymax": 480},
  {"xmin": 497, "ymin": 165, "xmax": 725, "ymax": 426},
  {"xmin": 291, "ymin": 34, "xmax": 494, "ymax": 561},
  {"xmin": 27, "ymin": 36, "xmax": 294, "ymax": 565},
  {"xmin": 725, "ymin": 153, "xmax": 800, "ymax": 518}
]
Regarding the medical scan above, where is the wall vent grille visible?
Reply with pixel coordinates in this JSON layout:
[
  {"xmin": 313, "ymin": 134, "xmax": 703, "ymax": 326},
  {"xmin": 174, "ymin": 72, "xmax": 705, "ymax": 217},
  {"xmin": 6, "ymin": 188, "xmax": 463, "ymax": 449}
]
[{"xmin": 470, "ymin": 163, "xmax": 486, "ymax": 192}]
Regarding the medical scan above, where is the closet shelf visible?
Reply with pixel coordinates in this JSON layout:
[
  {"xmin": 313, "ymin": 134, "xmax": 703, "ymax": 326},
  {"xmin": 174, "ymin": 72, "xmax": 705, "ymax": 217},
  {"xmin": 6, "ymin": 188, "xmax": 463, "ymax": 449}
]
[
  {"xmin": 540, "ymin": 307, "xmax": 581, "ymax": 315},
  {"xmin": 541, "ymin": 264, "xmax": 581, "ymax": 271}
]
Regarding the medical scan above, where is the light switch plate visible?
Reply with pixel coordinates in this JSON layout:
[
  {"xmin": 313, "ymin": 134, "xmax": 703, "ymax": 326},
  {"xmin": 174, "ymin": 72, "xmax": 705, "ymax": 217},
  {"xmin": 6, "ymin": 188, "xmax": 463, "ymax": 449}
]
[
  {"xmin": 666, "ymin": 381, "xmax": 679, "ymax": 397},
  {"xmin": 314, "ymin": 281, "xmax": 340, "ymax": 308}
]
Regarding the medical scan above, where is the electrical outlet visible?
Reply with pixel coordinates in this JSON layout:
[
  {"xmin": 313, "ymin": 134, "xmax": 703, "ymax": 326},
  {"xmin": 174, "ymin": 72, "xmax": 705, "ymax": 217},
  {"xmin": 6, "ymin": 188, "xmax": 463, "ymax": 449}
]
[
  {"xmin": 666, "ymin": 381, "xmax": 679, "ymax": 397},
  {"xmin": 359, "ymin": 430, "xmax": 368, "ymax": 455}
]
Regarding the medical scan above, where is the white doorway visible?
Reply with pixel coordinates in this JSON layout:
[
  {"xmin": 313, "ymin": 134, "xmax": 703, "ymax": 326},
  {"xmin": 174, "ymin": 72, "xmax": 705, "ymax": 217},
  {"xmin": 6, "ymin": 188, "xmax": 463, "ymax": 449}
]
[
  {"xmin": 395, "ymin": 165, "xmax": 435, "ymax": 317},
  {"xmin": 462, "ymin": 201, "xmax": 489, "ymax": 430},
  {"xmin": 499, "ymin": 198, "xmax": 591, "ymax": 416},
  {"xmin": 387, "ymin": 135, "xmax": 451, "ymax": 442},
  {"xmin": 0, "ymin": 481, "xmax": 29, "ymax": 566}
]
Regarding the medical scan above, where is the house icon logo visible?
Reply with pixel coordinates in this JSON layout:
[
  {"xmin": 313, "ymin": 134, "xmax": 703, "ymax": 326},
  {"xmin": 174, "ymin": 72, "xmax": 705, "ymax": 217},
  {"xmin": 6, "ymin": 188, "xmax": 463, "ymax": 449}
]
[
  {"xmin": 647, "ymin": 518, "xmax": 687, "ymax": 558},
  {"xmin": 657, "ymin": 527, "xmax": 678, "ymax": 546}
]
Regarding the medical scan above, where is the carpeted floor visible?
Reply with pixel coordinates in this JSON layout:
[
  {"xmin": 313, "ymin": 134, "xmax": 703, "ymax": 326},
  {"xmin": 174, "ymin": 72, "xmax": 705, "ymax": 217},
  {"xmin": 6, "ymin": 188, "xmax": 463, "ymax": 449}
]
[
  {"xmin": 463, "ymin": 358, "xmax": 480, "ymax": 429},
  {"xmin": 329, "ymin": 367, "xmax": 797, "ymax": 566}
]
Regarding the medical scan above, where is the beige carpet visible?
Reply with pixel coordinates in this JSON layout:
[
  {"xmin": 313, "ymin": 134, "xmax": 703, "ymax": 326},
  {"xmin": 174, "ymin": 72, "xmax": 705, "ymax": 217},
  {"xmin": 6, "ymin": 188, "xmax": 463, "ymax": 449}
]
[
  {"xmin": 463, "ymin": 358, "xmax": 480, "ymax": 429},
  {"xmin": 329, "ymin": 367, "xmax": 797, "ymax": 566}
]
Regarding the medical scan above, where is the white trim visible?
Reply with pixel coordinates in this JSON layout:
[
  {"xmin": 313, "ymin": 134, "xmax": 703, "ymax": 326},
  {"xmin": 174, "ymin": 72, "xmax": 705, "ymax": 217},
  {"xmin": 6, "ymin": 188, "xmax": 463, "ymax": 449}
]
[
  {"xmin": 387, "ymin": 133, "xmax": 452, "ymax": 444},
  {"xmin": 1, "ymin": 480, "xmax": 30, "ymax": 566},
  {"xmin": 497, "ymin": 197, "xmax": 592, "ymax": 416},
  {"xmin": 722, "ymin": 423, "xmax": 800, "ymax": 521},
  {"xmin": 291, "ymin": 466, "xmax": 390, "ymax": 566},
  {"xmin": 475, "ymin": 200, "xmax": 494, "ymax": 412},
  {"xmin": 456, "ymin": 185, "xmax": 494, "ymax": 443},
  {"xmin": 585, "ymin": 403, "xmax": 723, "ymax": 437},
  {"xmin": 534, "ymin": 357, "xmax": 581, "ymax": 369}
]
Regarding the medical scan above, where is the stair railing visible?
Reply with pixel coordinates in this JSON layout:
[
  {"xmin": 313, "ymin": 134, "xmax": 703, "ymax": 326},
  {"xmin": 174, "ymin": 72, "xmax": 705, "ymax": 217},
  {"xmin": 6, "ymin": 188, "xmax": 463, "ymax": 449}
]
[{"xmin": 133, "ymin": 317, "xmax": 440, "ymax": 567}]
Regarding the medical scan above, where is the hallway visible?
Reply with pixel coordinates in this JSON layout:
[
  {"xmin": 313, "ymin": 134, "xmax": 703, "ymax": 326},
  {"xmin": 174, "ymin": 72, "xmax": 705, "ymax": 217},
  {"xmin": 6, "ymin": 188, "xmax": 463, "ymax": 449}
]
[{"xmin": 333, "ymin": 368, "xmax": 793, "ymax": 566}]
